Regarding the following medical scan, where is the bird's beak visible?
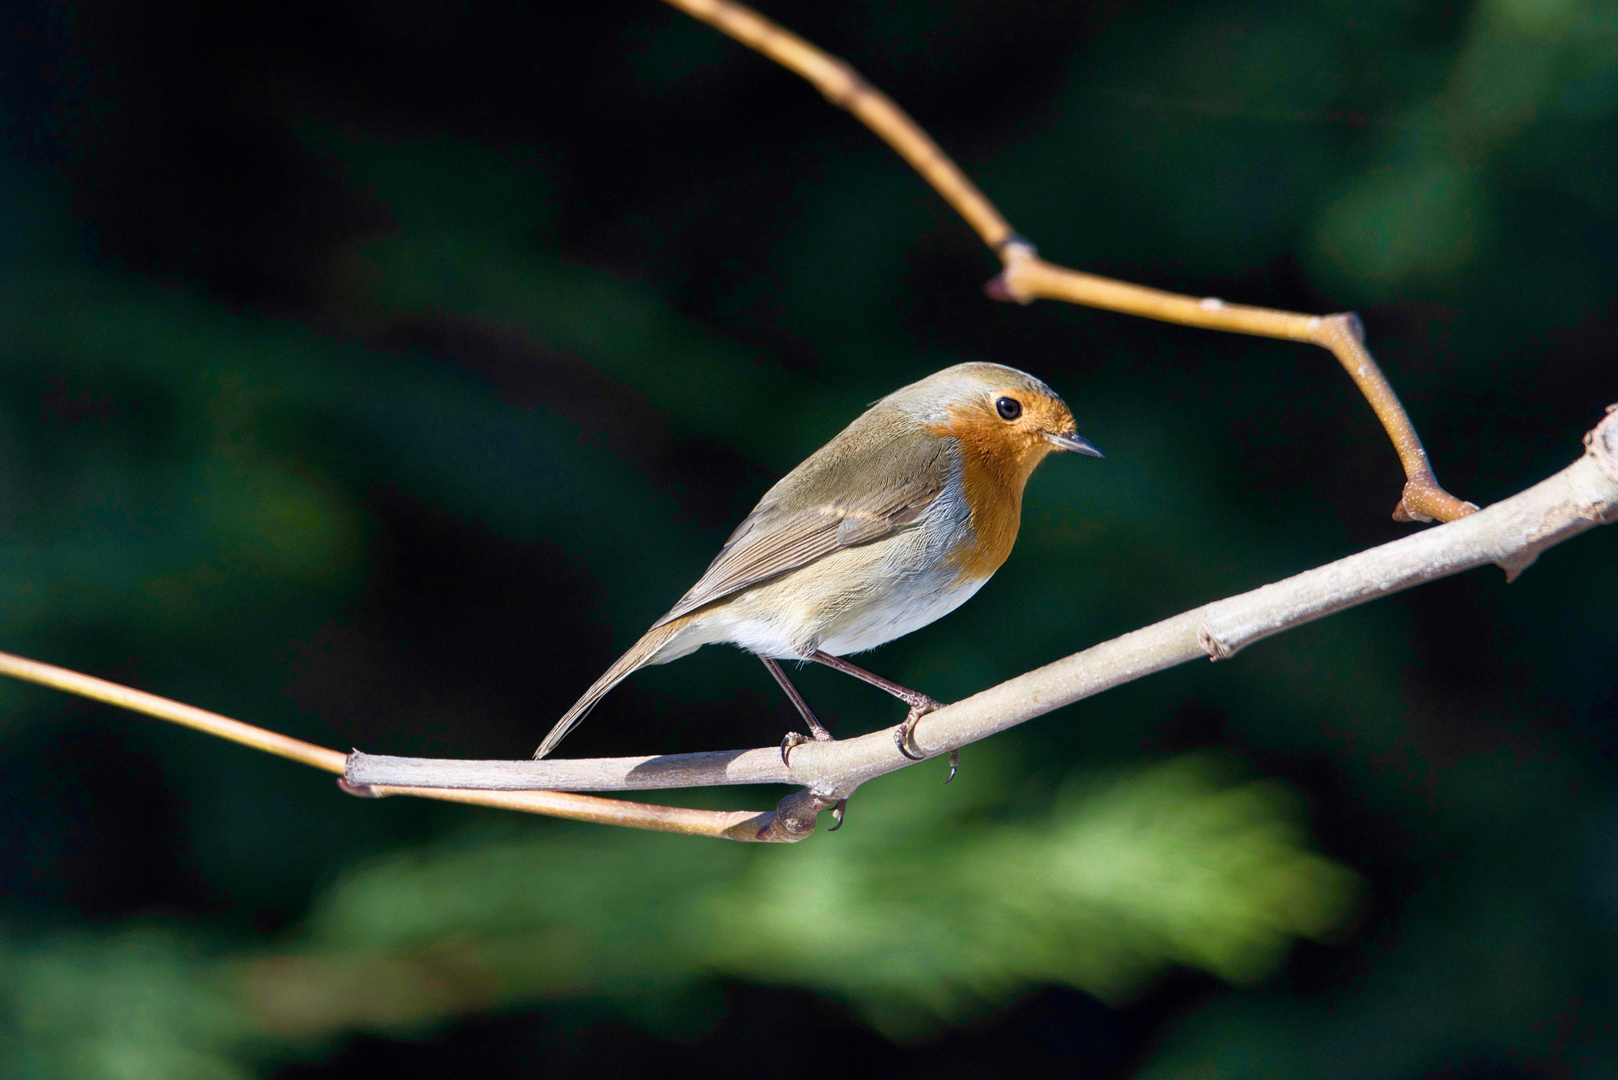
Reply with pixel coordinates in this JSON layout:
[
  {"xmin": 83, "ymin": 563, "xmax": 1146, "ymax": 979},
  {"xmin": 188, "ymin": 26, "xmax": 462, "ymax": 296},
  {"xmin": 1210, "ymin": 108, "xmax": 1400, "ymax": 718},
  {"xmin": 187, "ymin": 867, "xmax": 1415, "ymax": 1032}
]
[{"xmin": 1045, "ymin": 430, "xmax": 1104, "ymax": 458}]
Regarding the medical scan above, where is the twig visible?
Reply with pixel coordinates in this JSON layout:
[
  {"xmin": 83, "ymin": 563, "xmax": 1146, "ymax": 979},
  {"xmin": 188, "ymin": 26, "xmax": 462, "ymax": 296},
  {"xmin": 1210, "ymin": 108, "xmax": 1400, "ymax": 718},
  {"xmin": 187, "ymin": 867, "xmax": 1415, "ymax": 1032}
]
[
  {"xmin": 348, "ymin": 405, "xmax": 1618, "ymax": 802},
  {"xmin": 659, "ymin": 0, "xmax": 1474, "ymax": 524},
  {"xmin": 0, "ymin": 651, "xmax": 800, "ymax": 842},
  {"xmin": 0, "ymin": 652, "xmax": 348, "ymax": 774}
]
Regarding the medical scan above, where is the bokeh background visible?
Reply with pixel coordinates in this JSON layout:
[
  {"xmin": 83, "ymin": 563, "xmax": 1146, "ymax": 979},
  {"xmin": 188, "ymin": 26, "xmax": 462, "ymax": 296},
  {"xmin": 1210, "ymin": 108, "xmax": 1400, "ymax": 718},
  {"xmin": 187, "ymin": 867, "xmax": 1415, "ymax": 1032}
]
[{"xmin": 2, "ymin": 0, "xmax": 1616, "ymax": 1075}]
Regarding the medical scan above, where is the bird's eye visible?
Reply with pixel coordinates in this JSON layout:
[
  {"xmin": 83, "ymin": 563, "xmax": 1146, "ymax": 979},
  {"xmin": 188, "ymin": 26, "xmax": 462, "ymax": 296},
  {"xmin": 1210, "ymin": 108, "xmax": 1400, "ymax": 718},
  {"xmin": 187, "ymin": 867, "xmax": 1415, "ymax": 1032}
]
[{"xmin": 995, "ymin": 396, "xmax": 1023, "ymax": 421}]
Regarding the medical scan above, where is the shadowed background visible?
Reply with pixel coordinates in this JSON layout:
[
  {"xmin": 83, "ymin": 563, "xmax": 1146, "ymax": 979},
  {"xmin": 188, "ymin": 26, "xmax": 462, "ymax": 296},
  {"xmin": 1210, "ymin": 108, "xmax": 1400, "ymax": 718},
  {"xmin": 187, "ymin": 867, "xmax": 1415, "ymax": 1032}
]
[{"xmin": 1, "ymin": 0, "xmax": 1616, "ymax": 1075}]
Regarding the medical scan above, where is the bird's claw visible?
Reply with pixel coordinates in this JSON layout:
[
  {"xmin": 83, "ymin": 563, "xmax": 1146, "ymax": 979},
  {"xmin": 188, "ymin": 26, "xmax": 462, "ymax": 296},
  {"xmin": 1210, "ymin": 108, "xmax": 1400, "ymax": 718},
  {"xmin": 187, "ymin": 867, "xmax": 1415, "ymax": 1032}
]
[
  {"xmin": 892, "ymin": 697, "xmax": 943, "ymax": 761},
  {"xmin": 893, "ymin": 725, "xmax": 926, "ymax": 760},
  {"xmin": 827, "ymin": 798, "xmax": 849, "ymax": 831},
  {"xmin": 780, "ymin": 727, "xmax": 835, "ymax": 766},
  {"xmin": 893, "ymin": 699, "xmax": 958, "ymax": 781}
]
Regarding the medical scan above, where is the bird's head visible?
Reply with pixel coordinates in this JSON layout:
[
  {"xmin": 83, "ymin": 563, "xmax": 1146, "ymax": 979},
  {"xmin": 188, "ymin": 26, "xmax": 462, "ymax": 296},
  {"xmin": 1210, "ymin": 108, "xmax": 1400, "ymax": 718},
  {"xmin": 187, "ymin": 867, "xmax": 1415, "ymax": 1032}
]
[{"xmin": 894, "ymin": 362, "xmax": 1102, "ymax": 485}]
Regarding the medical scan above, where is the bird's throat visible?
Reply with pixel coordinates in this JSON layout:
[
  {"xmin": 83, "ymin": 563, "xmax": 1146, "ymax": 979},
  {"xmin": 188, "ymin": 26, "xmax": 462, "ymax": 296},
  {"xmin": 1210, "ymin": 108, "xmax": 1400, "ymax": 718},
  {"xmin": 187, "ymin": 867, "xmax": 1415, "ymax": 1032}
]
[{"xmin": 938, "ymin": 415, "xmax": 1054, "ymax": 581}]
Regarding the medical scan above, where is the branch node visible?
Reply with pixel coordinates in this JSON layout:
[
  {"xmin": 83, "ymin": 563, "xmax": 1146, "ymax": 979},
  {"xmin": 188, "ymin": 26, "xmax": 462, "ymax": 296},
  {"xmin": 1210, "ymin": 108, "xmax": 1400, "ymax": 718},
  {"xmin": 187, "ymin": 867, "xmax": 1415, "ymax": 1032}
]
[
  {"xmin": 821, "ymin": 58, "xmax": 865, "ymax": 108},
  {"xmin": 996, "ymin": 233, "xmax": 1036, "ymax": 258},
  {"xmin": 337, "ymin": 778, "xmax": 384, "ymax": 799},
  {"xmin": 1499, "ymin": 555, "xmax": 1536, "ymax": 584},
  {"xmin": 1335, "ymin": 311, "xmax": 1367, "ymax": 344},
  {"xmin": 1393, "ymin": 479, "xmax": 1480, "ymax": 525},
  {"xmin": 1391, "ymin": 498, "xmax": 1436, "ymax": 525},
  {"xmin": 987, "ymin": 242, "xmax": 1039, "ymax": 305},
  {"xmin": 984, "ymin": 272, "xmax": 1020, "ymax": 303},
  {"xmin": 1197, "ymin": 621, "xmax": 1238, "ymax": 662},
  {"xmin": 1589, "ymin": 405, "xmax": 1618, "ymax": 488},
  {"xmin": 752, "ymin": 787, "xmax": 838, "ymax": 842}
]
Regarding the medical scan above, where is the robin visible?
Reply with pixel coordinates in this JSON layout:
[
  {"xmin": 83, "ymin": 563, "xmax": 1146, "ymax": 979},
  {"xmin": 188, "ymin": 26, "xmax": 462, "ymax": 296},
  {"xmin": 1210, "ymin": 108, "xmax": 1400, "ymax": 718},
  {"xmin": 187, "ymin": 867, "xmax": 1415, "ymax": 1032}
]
[{"xmin": 534, "ymin": 362, "xmax": 1102, "ymax": 781}]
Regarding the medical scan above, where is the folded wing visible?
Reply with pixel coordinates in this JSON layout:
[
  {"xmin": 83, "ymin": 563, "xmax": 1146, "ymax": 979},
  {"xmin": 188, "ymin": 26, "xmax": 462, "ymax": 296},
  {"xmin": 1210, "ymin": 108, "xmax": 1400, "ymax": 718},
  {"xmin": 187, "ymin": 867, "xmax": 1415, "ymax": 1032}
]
[{"xmin": 652, "ymin": 430, "xmax": 949, "ymax": 628}]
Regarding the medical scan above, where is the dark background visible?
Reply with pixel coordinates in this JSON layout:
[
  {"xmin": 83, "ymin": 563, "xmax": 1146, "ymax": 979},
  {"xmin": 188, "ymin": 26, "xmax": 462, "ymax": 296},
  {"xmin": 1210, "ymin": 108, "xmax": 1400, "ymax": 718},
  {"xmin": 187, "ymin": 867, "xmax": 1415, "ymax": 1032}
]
[{"xmin": 1, "ymin": 0, "xmax": 1616, "ymax": 1076}]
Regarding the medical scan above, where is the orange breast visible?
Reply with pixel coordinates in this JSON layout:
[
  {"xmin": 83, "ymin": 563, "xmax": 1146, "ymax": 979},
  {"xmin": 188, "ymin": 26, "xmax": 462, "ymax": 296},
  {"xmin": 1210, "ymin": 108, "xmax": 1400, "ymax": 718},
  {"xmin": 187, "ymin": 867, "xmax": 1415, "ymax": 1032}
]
[{"xmin": 930, "ymin": 410, "xmax": 1053, "ymax": 582}]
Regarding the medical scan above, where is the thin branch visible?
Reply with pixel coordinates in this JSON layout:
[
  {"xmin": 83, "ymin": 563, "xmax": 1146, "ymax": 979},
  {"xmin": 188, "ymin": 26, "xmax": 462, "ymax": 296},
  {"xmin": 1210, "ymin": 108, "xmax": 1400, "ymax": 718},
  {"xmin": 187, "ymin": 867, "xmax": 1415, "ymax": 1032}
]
[
  {"xmin": 0, "ymin": 651, "xmax": 349, "ymax": 774},
  {"xmin": 342, "ymin": 781, "xmax": 793, "ymax": 841},
  {"xmin": 658, "ymin": 0, "xmax": 1016, "ymax": 251},
  {"xmin": 348, "ymin": 405, "xmax": 1618, "ymax": 802},
  {"xmin": 659, "ymin": 0, "xmax": 1474, "ymax": 524},
  {"xmin": 0, "ymin": 651, "xmax": 799, "ymax": 842}
]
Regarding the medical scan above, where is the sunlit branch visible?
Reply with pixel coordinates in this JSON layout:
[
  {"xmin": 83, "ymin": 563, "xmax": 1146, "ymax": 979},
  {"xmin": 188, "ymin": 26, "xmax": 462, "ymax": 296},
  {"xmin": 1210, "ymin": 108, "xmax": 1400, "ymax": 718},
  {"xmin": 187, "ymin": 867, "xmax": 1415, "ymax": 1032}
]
[
  {"xmin": 350, "ymin": 407, "xmax": 1618, "ymax": 807},
  {"xmin": 659, "ymin": 0, "xmax": 1474, "ymax": 524}
]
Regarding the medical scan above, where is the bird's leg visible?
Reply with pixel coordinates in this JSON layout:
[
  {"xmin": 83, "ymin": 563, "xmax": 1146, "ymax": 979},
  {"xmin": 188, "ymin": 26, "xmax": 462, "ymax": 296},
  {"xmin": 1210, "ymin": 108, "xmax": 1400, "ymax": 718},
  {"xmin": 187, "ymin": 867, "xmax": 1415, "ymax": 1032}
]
[
  {"xmin": 760, "ymin": 656, "xmax": 834, "ymax": 766},
  {"xmin": 807, "ymin": 651, "xmax": 940, "ymax": 712},
  {"xmin": 808, "ymin": 651, "xmax": 952, "ymax": 773}
]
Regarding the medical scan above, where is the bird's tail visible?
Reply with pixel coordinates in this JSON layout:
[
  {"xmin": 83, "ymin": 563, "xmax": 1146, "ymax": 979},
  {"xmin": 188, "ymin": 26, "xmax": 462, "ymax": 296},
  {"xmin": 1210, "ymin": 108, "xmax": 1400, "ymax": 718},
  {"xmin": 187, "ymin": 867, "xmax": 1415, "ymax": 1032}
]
[{"xmin": 533, "ymin": 617, "xmax": 692, "ymax": 760}]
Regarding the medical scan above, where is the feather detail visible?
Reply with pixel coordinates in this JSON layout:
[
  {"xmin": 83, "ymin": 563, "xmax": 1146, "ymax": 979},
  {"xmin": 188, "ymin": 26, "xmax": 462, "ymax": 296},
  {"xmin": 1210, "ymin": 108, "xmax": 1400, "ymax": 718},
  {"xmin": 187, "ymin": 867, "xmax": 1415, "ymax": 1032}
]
[{"xmin": 650, "ymin": 422, "xmax": 951, "ymax": 628}]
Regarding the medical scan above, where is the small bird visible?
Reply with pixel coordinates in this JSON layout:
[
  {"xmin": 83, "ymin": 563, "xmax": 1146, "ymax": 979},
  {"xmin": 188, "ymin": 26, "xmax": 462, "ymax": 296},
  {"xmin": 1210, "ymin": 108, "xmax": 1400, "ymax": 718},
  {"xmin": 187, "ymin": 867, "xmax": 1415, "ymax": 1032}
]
[{"xmin": 535, "ymin": 362, "xmax": 1102, "ymax": 781}]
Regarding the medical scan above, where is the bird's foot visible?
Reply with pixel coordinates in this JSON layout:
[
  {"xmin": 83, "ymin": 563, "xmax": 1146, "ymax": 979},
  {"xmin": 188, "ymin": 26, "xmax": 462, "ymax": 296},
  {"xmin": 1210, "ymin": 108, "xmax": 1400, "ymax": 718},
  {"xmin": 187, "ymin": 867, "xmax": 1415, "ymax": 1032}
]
[
  {"xmin": 780, "ymin": 724, "xmax": 836, "ymax": 766},
  {"xmin": 891, "ymin": 698, "xmax": 959, "ymax": 782},
  {"xmin": 892, "ymin": 695, "xmax": 943, "ymax": 761}
]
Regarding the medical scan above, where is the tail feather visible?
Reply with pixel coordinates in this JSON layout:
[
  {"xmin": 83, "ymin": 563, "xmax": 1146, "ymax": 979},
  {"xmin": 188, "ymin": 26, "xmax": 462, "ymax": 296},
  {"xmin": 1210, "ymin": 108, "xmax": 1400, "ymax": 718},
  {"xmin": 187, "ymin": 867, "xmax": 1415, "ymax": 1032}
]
[{"xmin": 533, "ymin": 619, "xmax": 689, "ymax": 759}]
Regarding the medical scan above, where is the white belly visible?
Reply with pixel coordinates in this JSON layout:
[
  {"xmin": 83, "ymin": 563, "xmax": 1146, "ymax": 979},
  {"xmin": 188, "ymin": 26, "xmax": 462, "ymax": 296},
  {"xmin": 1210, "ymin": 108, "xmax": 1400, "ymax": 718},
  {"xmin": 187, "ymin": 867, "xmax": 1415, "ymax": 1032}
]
[
  {"xmin": 813, "ymin": 568, "xmax": 986, "ymax": 655},
  {"xmin": 688, "ymin": 563, "xmax": 986, "ymax": 660}
]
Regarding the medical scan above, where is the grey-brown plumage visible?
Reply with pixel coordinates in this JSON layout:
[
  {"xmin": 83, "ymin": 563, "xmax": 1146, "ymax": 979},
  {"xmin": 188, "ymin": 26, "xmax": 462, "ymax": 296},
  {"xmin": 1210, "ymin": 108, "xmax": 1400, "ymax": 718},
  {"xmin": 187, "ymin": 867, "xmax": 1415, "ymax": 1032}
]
[
  {"xmin": 654, "ymin": 406, "xmax": 951, "ymax": 628},
  {"xmin": 535, "ymin": 363, "xmax": 1100, "ymax": 761}
]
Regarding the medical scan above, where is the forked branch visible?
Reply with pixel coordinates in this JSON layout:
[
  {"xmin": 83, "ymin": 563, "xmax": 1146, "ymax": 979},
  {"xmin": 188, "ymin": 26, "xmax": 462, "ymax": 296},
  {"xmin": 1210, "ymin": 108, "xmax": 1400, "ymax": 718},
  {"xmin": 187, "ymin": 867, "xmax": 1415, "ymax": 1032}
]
[{"xmin": 660, "ymin": 0, "xmax": 1474, "ymax": 524}]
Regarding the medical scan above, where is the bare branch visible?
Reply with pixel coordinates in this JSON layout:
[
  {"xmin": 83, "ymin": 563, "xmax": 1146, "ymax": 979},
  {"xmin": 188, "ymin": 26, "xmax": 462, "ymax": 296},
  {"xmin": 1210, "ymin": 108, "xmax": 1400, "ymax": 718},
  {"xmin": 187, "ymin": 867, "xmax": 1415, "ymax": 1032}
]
[
  {"xmin": 0, "ymin": 651, "xmax": 349, "ymax": 775},
  {"xmin": 660, "ymin": 0, "xmax": 1474, "ymax": 524},
  {"xmin": 342, "ymin": 780, "xmax": 800, "ymax": 842},
  {"xmin": 0, "ymin": 651, "xmax": 802, "ymax": 841},
  {"xmin": 348, "ymin": 405, "xmax": 1618, "ymax": 800}
]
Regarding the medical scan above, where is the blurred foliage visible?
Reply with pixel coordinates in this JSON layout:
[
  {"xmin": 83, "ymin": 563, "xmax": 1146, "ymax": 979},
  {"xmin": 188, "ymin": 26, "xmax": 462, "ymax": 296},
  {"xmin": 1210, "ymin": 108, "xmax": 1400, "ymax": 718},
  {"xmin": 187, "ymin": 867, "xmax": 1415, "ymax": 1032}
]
[
  {"xmin": 0, "ymin": 753, "xmax": 1354, "ymax": 1077},
  {"xmin": 0, "ymin": 0, "xmax": 1614, "ymax": 1076}
]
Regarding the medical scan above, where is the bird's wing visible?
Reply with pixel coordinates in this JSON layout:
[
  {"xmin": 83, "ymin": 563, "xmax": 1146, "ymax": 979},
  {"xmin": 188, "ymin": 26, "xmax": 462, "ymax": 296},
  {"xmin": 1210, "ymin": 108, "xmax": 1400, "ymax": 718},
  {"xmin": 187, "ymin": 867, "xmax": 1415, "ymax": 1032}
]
[{"xmin": 651, "ymin": 431, "xmax": 950, "ymax": 628}]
